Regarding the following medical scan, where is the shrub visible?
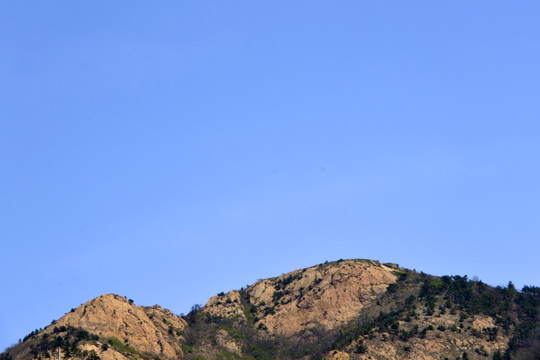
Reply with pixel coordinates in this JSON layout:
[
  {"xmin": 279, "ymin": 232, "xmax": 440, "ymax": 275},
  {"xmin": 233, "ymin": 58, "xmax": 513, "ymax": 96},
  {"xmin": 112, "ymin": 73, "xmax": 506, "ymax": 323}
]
[{"xmin": 106, "ymin": 337, "xmax": 138, "ymax": 355}]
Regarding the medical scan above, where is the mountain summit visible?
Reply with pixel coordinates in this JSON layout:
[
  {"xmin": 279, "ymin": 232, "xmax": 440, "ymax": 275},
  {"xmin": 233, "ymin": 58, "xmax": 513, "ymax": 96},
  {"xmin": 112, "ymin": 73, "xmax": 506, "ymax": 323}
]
[
  {"xmin": 203, "ymin": 259, "xmax": 397, "ymax": 336},
  {"xmin": 3, "ymin": 259, "xmax": 539, "ymax": 360}
]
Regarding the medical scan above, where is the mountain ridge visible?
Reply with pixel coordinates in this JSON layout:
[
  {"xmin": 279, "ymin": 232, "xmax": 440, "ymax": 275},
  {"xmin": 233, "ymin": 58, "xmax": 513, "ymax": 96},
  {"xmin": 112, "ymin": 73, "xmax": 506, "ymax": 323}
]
[{"xmin": 3, "ymin": 259, "xmax": 540, "ymax": 360}]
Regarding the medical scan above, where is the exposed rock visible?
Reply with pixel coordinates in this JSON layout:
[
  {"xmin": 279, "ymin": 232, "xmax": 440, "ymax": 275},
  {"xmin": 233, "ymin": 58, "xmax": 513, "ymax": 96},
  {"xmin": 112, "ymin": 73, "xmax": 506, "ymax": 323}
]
[
  {"xmin": 203, "ymin": 290, "xmax": 245, "ymax": 320},
  {"xmin": 48, "ymin": 294, "xmax": 185, "ymax": 359},
  {"xmin": 245, "ymin": 259, "xmax": 397, "ymax": 335},
  {"xmin": 324, "ymin": 350, "xmax": 350, "ymax": 360},
  {"xmin": 4, "ymin": 258, "xmax": 538, "ymax": 360},
  {"xmin": 215, "ymin": 329, "xmax": 242, "ymax": 354}
]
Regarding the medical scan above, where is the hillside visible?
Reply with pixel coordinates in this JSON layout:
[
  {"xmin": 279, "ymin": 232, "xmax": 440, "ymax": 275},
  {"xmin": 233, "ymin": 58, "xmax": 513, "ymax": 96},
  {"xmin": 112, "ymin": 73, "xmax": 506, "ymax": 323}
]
[
  {"xmin": 3, "ymin": 294, "xmax": 186, "ymax": 360},
  {"xmin": 2, "ymin": 259, "xmax": 540, "ymax": 360}
]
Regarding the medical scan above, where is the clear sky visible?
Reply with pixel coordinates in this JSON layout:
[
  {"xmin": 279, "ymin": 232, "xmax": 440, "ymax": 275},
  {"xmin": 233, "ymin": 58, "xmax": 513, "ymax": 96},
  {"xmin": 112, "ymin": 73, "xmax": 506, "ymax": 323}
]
[{"xmin": 1, "ymin": 1, "xmax": 540, "ymax": 351}]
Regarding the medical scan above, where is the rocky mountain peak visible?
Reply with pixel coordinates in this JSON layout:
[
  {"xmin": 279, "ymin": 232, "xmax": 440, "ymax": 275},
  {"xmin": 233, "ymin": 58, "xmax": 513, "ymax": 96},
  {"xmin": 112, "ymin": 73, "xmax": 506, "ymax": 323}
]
[
  {"xmin": 15, "ymin": 293, "xmax": 186, "ymax": 360},
  {"xmin": 4, "ymin": 259, "xmax": 540, "ymax": 360},
  {"xmin": 204, "ymin": 259, "xmax": 398, "ymax": 335}
]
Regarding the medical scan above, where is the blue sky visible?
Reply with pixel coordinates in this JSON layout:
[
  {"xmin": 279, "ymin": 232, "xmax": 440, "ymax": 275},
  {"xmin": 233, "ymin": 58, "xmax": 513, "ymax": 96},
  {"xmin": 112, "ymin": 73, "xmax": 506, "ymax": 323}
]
[{"xmin": 1, "ymin": 1, "xmax": 540, "ymax": 351}]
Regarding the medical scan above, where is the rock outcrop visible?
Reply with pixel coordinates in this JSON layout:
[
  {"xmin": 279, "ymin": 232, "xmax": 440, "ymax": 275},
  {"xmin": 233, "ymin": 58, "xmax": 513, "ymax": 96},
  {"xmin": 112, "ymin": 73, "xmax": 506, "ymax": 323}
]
[
  {"xmin": 4, "ymin": 258, "xmax": 539, "ymax": 360},
  {"xmin": 12, "ymin": 294, "xmax": 186, "ymax": 360}
]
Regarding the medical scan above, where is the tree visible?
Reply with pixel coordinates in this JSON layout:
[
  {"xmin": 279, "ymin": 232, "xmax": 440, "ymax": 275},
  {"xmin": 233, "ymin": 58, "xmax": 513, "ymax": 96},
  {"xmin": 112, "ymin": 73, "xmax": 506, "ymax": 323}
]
[{"xmin": 87, "ymin": 349, "xmax": 100, "ymax": 360}]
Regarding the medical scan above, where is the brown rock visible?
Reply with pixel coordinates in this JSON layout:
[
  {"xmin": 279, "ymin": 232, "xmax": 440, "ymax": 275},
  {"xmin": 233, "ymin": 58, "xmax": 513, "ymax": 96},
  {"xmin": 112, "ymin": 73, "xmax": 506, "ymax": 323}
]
[{"xmin": 49, "ymin": 294, "xmax": 186, "ymax": 359}]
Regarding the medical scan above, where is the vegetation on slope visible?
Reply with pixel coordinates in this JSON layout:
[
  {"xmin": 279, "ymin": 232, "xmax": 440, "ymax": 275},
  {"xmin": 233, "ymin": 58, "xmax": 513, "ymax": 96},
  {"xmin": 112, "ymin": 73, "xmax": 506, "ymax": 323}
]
[
  {"xmin": 2, "ymin": 260, "xmax": 540, "ymax": 360},
  {"xmin": 182, "ymin": 265, "xmax": 540, "ymax": 360}
]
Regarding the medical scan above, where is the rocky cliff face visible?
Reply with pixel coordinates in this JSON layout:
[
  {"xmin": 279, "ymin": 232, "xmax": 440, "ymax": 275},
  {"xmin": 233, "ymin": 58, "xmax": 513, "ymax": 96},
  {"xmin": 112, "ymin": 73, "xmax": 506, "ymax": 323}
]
[
  {"xmin": 3, "ymin": 259, "xmax": 540, "ymax": 360},
  {"xmin": 53, "ymin": 294, "xmax": 186, "ymax": 358},
  {"xmin": 8, "ymin": 294, "xmax": 186, "ymax": 360},
  {"xmin": 204, "ymin": 259, "xmax": 397, "ymax": 335}
]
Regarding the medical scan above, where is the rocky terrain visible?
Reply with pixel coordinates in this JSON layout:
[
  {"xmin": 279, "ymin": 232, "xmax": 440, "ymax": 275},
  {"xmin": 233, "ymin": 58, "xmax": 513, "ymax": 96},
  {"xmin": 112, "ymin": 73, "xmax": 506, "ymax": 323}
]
[
  {"xmin": 3, "ymin": 294, "xmax": 186, "ymax": 360},
  {"xmin": 204, "ymin": 260, "xmax": 397, "ymax": 336},
  {"xmin": 2, "ymin": 259, "xmax": 540, "ymax": 360}
]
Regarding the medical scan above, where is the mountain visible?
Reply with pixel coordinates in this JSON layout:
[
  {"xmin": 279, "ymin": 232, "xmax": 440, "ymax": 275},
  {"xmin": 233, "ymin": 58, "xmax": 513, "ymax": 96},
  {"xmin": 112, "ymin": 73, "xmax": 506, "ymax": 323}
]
[
  {"xmin": 2, "ymin": 259, "xmax": 540, "ymax": 360},
  {"xmin": 3, "ymin": 294, "xmax": 186, "ymax": 360}
]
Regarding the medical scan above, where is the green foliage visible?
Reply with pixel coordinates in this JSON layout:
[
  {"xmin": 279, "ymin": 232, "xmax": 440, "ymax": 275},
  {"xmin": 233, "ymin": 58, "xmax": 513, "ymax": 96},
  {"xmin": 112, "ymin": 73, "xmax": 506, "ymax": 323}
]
[
  {"xmin": 169, "ymin": 324, "xmax": 184, "ymax": 336},
  {"xmin": 356, "ymin": 341, "xmax": 367, "ymax": 353},
  {"xmin": 399, "ymin": 325, "xmax": 418, "ymax": 341},
  {"xmin": 274, "ymin": 273, "xmax": 303, "ymax": 290},
  {"xmin": 374, "ymin": 312, "xmax": 401, "ymax": 333},
  {"xmin": 263, "ymin": 306, "xmax": 275, "ymax": 315},
  {"xmin": 23, "ymin": 329, "xmax": 40, "ymax": 342},
  {"xmin": 522, "ymin": 286, "xmax": 540, "ymax": 296},
  {"xmin": 216, "ymin": 350, "xmax": 238, "ymax": 360},
  {"xmin": 272, "ymin": 290, "xmax": 285, "ymax": 302},
  {"xmin": 26, "ymin": 325, "xmax": 100, "ymax": 359},
  {"xmin": 87, "ymin": 349, "xmax": 100, "ymax": 360},
  {"xmin": 185, "ymin": 304, "xmax": 203, "ymax": 325},
  {"xmin": 106, "ymin": 337, "xmax": 138, "ymax": 355},
  {"xmin": 181, "ymin": 344, "xmax": 194, "ymax": 354},
  {"xmin": 388, "ymin": 283, "xmax": 401, "ymax": 294}
]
